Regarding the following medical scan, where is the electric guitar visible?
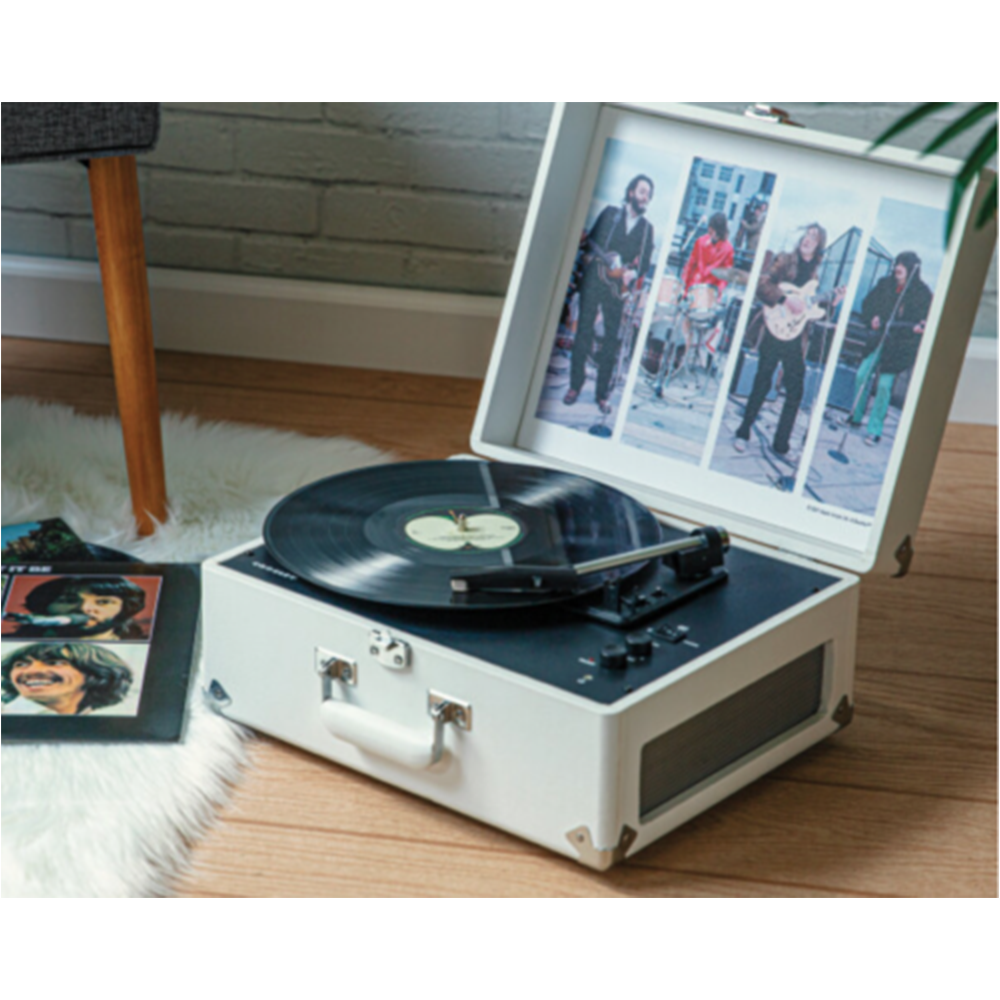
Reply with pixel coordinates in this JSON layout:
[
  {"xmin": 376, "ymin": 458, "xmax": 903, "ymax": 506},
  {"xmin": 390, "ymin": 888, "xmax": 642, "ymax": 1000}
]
[
  {"xmin": 762, "ymin": 280, "xmax": 844, "ymax": 342},
  {"xmin": 586, "ymin": 245, "xmax": 637, "ymax": 301}
]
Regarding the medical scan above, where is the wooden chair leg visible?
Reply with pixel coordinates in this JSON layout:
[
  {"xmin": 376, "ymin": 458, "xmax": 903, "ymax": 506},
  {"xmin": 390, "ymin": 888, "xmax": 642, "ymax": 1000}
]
[{"xmin": 87, "ymin": 155, "xmax": 167, "ymax": 536}]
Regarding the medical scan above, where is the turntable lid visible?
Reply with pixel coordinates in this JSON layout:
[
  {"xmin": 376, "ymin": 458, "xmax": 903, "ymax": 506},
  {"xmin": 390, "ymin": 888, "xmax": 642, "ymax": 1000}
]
[{"xmin": 471, "ymin": 103, "xmax": 996, "ymax": 575}]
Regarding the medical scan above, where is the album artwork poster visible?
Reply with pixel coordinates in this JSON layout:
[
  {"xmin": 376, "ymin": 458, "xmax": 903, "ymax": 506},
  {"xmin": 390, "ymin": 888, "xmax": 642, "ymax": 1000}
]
[
  {"xmin": 1, "ymin": 563, "xmax": 200, "ymax": 742},
  {"xmin": 620, "ymin": 157, "xmax": 777, "ymax": 464},
  {"xmin": 803, "ymin": 197, "xmax": 946, "ymax": 516},
  {"xmin": 515, "ymin": 106, "xmax": 958, "ymax": 560},
  {"xmin": 1, "ymin": 518, "xmax": 93, "ymax": 565},
  {"xmin": 533, "ymin": 136, "xmax": 683, "ymax": 436},
  {"xmin": 707, "ymin": 176, "xmax": 870, "ymax": 490}
]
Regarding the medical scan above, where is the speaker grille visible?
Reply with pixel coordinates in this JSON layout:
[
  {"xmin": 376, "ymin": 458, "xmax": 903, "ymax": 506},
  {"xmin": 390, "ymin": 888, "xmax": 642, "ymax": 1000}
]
[{"xmin": 639, "ymin": 646, "xmax": 826, "ymax": 821}]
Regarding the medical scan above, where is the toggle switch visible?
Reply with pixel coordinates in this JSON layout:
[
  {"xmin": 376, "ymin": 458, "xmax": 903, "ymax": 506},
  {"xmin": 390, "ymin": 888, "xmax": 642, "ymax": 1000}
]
[{"xmin": 651, "ymin": 624, "xmax": 690, "ymax": 644}]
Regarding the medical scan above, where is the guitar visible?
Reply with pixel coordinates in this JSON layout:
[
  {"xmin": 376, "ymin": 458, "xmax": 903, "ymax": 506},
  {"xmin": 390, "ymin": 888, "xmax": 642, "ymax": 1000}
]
[
  {"xmin": 762, "ymin": 280, "xmax": 843, "ymax": 342},
  {"xmin": 586, "ymin": 245, "xmax": 636, "ymax": 301}
]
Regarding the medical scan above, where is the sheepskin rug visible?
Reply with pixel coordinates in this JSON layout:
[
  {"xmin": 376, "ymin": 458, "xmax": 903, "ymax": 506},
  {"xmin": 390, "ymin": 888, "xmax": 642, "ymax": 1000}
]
[{"xmin": 2, "ymin": 398, "xmax": 389, "ymax": 896}]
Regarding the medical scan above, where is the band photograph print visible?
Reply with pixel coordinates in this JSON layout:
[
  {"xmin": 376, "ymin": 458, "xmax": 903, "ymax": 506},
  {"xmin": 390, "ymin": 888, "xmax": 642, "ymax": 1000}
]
[
  {"xmin": 534, "ymin": 138, "xmax": 682, "ymax": 437},
  {"xmin": 2, "ymin": 573, "xmax": 163, "ymax": 641},
  {"xmin": 621, "ymin": 158, "xmax": 776, "ymax": 464},
  {"xmin": 803, "ymin": 198, "xmax": 945, "ymax": 516},
  {"xmin": 709, "ymin": 176, "xmax": 870, "ymax": 490}
]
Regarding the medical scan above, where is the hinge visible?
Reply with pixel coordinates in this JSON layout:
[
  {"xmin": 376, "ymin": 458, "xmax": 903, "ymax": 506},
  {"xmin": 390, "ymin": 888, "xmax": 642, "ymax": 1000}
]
[
  {"xmin": 316, "ymin": 648, "xmax": 357, "ymax": 686},
  {"xmin": 428, "ymin": 691, "xmax": 472, "ymax": 732},
  {"xmin": 893, "ymin": 535, "xmax": 914, "ymax": 578}
]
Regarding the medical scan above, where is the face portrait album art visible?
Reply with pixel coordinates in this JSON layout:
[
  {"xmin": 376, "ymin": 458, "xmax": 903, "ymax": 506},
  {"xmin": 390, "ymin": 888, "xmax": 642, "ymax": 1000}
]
[
  {"xmin": 1, "ymin": 562, "xmax": 201, "ymax": 742},
  {"xmin": 2, "ymin": 572, "xmax": 163, "ymax": 642}
]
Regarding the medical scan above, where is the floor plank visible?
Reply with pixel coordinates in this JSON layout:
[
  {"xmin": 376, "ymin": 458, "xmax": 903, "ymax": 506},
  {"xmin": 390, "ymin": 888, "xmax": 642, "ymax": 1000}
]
[
  {"xmin": 636, "ymin": 778, "xmax": 996, "ymax": 897},
  {"xmin": 908, "ymin": 527, "xmax": 996, "ymax": 581},
  {"xmin": 774, "ymin": 670, "xmax": 997, "ymax": 801},
  {"xmin": 919, "ymin": 449, "xmax": 997, "ymax": 535},
  {"xmin": 856, "ymin": 575, "xmax": 996, "ymax": 684},
  {"xmin": 941, "ymin": 422, "xmax": 997, "ymax": 455},
  {"xmin": 175, "ymin": 817, "xmax": 857, "ymax": 898},
  {"xmin": 1, "ymin": 337, "xmax": 483, "ymax": 409}
]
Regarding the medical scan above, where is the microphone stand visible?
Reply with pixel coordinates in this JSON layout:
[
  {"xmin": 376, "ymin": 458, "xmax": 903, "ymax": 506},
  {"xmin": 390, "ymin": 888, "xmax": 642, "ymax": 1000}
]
[{"xmin": 828, "ymin": 266, "xmax": 918, "ymax": 465}]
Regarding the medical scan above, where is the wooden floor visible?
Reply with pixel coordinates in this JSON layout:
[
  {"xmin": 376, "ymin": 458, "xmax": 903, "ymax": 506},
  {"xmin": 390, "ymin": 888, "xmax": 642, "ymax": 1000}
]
[{"xmin": 3, "ymin": 336, "xmax": 997, "ymax": 897}]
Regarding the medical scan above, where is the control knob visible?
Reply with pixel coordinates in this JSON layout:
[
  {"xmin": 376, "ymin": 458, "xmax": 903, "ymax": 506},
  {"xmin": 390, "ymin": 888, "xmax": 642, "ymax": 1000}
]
[
  {"xmin": 600, "ymin": 643, "xmax": 628, "ymax": 671},
  {"xmin": 626, "ymin": 632, "xmax": 653, "ymax": 661}
]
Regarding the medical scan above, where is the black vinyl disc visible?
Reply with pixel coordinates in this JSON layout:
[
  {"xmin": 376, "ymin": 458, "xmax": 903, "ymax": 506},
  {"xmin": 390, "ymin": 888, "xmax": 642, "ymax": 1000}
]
[{"xmin": 263, "ymin": 460, "xmax": 662, "ymax": 609}]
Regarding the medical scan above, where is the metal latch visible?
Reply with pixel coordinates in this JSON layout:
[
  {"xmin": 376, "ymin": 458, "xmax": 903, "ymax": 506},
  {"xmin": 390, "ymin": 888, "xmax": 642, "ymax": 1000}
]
[
  {"xmin": 369, "ymin": 629, "xmax": 411, "ymax": 669},
  {"xmin": 744, "ymin": 104, "xmax": 804, "ymax": 128}
]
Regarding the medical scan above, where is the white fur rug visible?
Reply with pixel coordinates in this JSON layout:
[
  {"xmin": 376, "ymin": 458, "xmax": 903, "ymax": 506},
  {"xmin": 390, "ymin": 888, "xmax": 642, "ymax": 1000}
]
[{"xmin": 1, "ymin": 398, "xmax": 389, "ymax": 896}]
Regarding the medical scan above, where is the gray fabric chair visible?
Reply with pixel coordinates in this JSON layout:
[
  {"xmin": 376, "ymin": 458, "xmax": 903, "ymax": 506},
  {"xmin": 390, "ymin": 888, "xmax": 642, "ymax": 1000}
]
[{"xmin": 2, "ymin": 103, "xmax": 167, "ymax": 535}]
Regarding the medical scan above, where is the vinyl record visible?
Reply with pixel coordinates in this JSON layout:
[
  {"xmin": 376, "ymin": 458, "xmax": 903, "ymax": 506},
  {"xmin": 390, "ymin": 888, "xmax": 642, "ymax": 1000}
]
[{"xmin": 263, "ymin": 460, "xmax": 663, "ymax": 609}]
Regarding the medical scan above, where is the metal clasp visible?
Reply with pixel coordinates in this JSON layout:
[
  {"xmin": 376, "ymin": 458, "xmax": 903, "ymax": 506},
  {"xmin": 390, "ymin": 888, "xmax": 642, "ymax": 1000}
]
[
  {"xmin": 369, "ymin": 629, "xmax": 411, "ymax": 669},
  {"xmin": 744, "ymin": 104, "xmax": 804, "ymax": 128}
]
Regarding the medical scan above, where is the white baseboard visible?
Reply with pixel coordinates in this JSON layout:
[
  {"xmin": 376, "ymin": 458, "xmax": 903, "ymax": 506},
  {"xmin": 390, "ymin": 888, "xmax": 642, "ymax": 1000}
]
[
  {"xmin": 2, "ymin": 253, "xmax": 996, "ymax": 424},
  {"xmin": 1, "ymin": 254, "xmax": 503, "ymax": 380}
]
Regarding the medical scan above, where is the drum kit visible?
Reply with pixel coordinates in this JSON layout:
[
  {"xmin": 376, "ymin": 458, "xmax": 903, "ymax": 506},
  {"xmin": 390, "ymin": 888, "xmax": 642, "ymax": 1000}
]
[{"xmin": 649, "ymin": 266, "xmax": 748, "ymax": 401}]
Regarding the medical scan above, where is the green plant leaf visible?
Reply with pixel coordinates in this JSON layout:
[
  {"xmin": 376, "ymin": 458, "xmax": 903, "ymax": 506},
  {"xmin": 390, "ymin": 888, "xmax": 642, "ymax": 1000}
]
[
  {"xmin": 924, "ymin": 103, "xmax": 997, "ymax": 155},
  {"xmin": 946, "ymin": 125, "xmax": 999, "ymax": 243},
  {"xmin": 869, "ymin": 103, "xmax": 953, "ymax": 150}
]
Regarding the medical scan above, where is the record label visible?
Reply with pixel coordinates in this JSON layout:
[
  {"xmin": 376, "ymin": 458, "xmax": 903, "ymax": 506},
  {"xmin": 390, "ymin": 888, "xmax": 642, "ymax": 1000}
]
[{"xmin": 404, "ymin": 509, "xmax": 524, "ymax": 552}]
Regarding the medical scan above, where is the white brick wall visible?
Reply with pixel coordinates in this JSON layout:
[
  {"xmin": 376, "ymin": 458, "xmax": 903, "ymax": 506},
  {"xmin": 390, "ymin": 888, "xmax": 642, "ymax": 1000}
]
[
  {"xmin": 1, "ymin": 102, "xmax": 551, "ymax": 297},
  {"xmin": 1, "ymin": 102, "xmax": 995, "ymax": 335}
]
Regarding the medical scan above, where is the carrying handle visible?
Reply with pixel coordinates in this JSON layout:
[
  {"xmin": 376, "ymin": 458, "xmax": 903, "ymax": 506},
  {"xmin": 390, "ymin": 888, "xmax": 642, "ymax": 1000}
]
[{"xmin": 320, "ymin": 692, "xmax": 471, "ymax": 770}]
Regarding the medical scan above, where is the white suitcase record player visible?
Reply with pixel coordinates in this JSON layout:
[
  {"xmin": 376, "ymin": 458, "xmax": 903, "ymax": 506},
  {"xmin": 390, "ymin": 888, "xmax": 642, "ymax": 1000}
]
[{"xmin": 201, "ymin": 103, "xmax": 996, "ymax": 870}]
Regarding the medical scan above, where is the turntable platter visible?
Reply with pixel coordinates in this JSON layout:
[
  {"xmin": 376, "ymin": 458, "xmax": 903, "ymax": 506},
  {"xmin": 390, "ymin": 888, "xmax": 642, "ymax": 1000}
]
[{"xmin": 263, "ymin": 460, "xmax": 663, "ymax": 609}]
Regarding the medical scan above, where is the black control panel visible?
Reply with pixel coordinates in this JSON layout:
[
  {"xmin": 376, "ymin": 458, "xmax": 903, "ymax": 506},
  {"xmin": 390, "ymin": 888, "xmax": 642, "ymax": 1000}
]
[{"xmin": 222, "ymin": 540, "xmax": 840, "ymax": 706}]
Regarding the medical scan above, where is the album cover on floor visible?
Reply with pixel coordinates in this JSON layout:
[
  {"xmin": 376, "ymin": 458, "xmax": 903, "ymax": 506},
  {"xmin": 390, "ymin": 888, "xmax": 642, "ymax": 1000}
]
[
  {"xmin": 0, "ymin": 563, "xmax": 201, "ymax": 742},
  {"xmin": 2, "ymin": 518, "xmax": 94, "ymax": 565}
]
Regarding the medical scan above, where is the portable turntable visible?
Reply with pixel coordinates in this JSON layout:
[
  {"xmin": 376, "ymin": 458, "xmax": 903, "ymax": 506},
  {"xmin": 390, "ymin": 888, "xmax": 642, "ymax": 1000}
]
[{"xmin": 201, "ymin": 103, "xmax": 996, "ymax": 869}]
